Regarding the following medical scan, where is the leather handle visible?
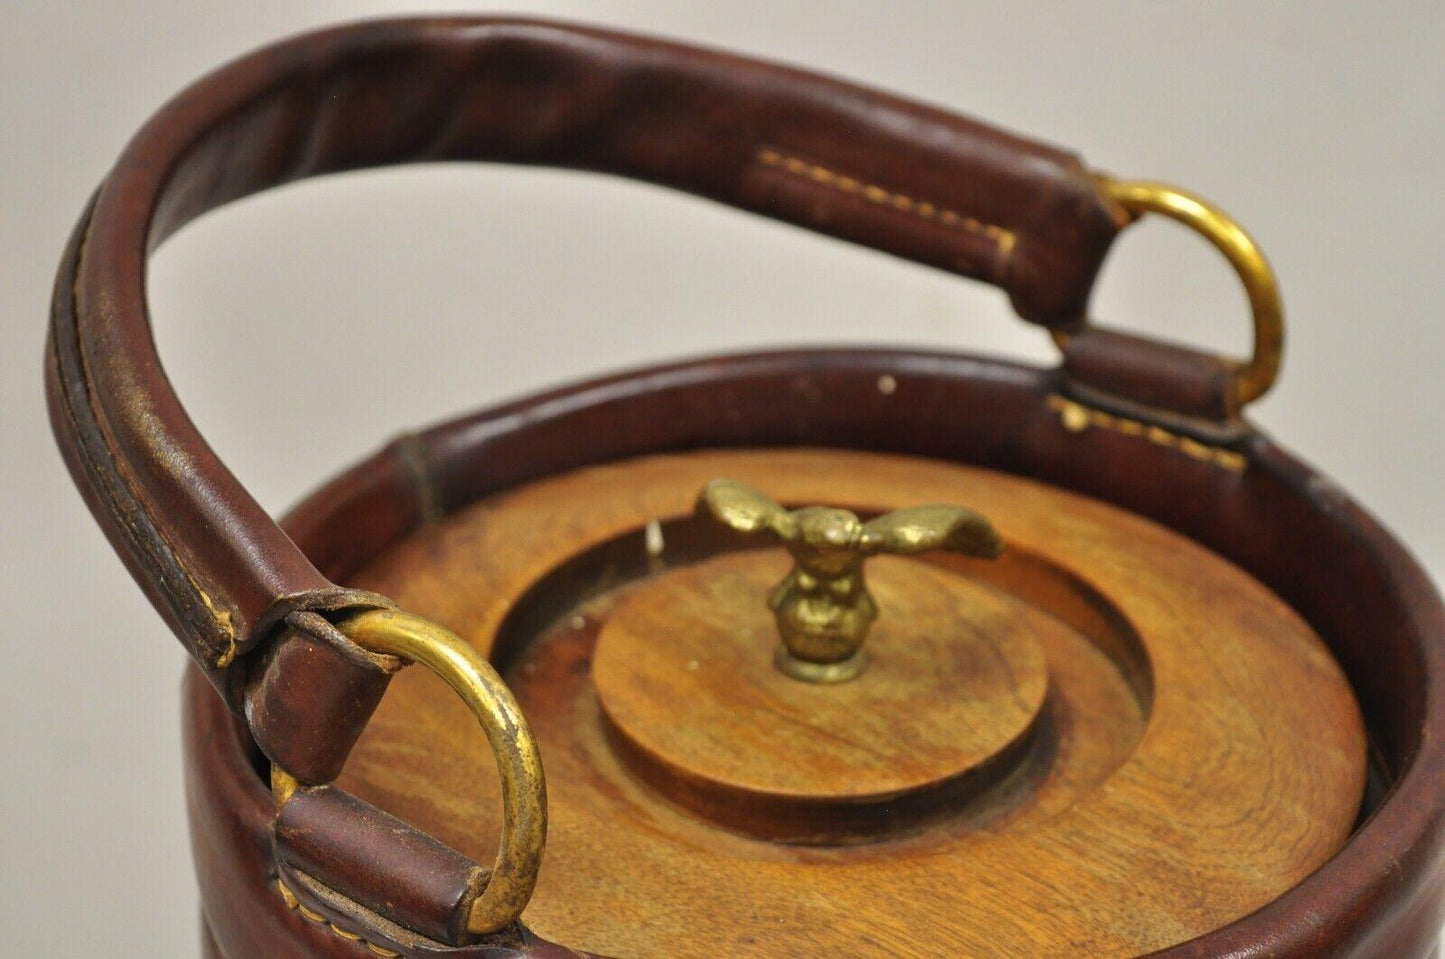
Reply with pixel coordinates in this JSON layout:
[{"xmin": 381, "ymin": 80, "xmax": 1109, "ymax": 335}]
[{"xmin": 47, "ymin": 16, "xmax": 1124, "ymax": 689}]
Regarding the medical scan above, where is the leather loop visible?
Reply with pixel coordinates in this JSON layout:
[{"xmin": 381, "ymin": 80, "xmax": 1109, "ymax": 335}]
[
  {"xmin": 244, "ymin": 609, "xmax": 402, "ymax": 785},
  {"xmin": 274, "ymin": 785, "xmax": 490, "ymax": 946},
  {"xmin": 1061, "ymin": 327, "xmax": 1240, "ymax": 423},
  {"xmin": 47, "ymin": 17, "xmax": 1125, "ymax": 689}
]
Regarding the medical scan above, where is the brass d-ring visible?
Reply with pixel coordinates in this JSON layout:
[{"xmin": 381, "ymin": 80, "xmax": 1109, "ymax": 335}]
[
  {"xmin": 1055, "ymin": 178, "xmax": 1285, "ymax": 408},
  {"xmin": 333, "ymin": 608, "xmax": 547, "ymax": 935}
]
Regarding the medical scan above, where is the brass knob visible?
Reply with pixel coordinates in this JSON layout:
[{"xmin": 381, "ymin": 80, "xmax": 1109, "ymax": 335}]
[{"xmin": 696, "ymin": 480, "xmax": 1004, "ymax": 682}]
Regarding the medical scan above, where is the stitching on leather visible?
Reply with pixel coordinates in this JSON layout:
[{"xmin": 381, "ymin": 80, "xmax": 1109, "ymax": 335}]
[
  {"xmin": 59, "ymin": 208, "xmax": 240, "ymax": 666},
  {"xmin": 755, "ymin": 147, "xmax": 1017, "ymax": 262},
  {"xmin": 278, "ymin": 880, "xmax": 401, "ymax": 957},
  {"xmin": 1047, "ymin": 395, "xmax": 1247, "ymax": 472}
]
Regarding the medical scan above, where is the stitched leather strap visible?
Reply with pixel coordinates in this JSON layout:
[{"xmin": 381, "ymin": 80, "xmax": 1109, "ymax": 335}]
[{"xmin": 48, "ymin": 16, "xmax": 1124, "ymax": 694}]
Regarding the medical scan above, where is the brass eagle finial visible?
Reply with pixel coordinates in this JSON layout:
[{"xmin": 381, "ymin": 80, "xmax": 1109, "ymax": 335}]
[{"xmin": 696, "ymin": 479, "xmax": 1003, "ymax": 682}]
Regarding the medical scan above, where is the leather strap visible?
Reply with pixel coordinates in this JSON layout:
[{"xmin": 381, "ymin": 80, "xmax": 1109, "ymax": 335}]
[{"xmin": 48, "ymin": 16, "xmax": 1124, "ymax": 730}]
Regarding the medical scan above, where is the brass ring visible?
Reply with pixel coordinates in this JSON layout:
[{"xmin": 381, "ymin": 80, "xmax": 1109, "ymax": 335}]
[
  {"xmin": 1056, "ymin": 178, "xmax": 1285, "ymax": 408},
  {"xmin": 334, "ymin": 608, "xmax": 547, "ymax": 935}
]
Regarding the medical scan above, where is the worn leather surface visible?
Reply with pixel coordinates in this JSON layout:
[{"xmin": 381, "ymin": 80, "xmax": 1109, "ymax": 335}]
[
  {"xmin": 275, "ymin": 785, "xmax": 490, "ymax": 945},
  {"xmin": 189, "ymin": 665, "xmax": 575, "ymax": 959},
  {"xmin": 229, "ymin": 349, "xmax": 1445, "ymax": 956},
  {"xmin": 245, "ymin": 613, "xmax": 401, "ymax": 786},
  {"xmin": 46, "ymin": 195, "xmax": 396, "ymax": 777}
]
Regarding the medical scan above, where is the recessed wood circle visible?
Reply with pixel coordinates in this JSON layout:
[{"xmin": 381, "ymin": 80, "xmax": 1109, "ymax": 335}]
[
  {"xmin": 592, "ymin": 551, "xmax": 1051, "ymax": 840},
  {"xmin": 341, "ymin": 448, "xmax": 1366, "ymax": 958}
]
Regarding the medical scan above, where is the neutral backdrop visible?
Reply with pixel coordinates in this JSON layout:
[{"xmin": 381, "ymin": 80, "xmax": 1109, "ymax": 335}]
[{"xmin": 3, "ymin": 2, "xmax": 1442, "ymax": 954}]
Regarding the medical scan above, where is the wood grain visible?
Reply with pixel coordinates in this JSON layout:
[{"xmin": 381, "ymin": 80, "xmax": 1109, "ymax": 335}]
[
  {"xmin": 592, "ymin": 551, "xmax": 1051, "ymax": 840},
  {"xmin": 340, "ymin": 449, "xmax": 1366, "ymax": 957}
]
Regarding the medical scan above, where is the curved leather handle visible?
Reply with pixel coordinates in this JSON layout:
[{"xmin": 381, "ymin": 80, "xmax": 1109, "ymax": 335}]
[{"xmin": 47, "ymin": 17, "xmax": 1125, "ymax": 688}]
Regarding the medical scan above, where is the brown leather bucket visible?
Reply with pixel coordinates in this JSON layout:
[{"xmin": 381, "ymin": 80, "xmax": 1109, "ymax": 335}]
[{"xmin": 48, "ymin": 17, "xmax": 1445, "ymax": 958}]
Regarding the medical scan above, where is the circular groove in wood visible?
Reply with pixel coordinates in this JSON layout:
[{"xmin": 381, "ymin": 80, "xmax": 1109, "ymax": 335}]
[{"xmin": 340, "ymin": 449, "xmax": 1366, "ymax": 958}]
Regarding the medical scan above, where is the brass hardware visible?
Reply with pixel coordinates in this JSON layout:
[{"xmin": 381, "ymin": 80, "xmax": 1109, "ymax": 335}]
[
  {"xmin": 1057, "ymin": 178, "xmax": 1285, "ymax": 409},
  {"xmin": 270, "ymin": 766, "xmax": 301, "ymax": 808},
  {"xmin": 330, "ymin": 609, "xmax": 546, "ymax": 935},
  {"xmin": 696, "ymin": 480, "xmax": 1003, "ymax": 682}
]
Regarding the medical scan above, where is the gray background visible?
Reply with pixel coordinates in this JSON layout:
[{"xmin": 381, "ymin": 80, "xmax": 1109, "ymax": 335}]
[{"xmin": 2, "ymin": 2, "xmax": 1442, "ymax": 954}]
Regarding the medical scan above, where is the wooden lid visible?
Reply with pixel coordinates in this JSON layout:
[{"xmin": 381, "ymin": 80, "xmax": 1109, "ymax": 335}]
[
  {"xmin": 593, "ymin": 551, "xmax": 1052, "ymax": 840},
  {"xmin": 339, "ymin": 449, "xmax": 1366, "ymax": 957}
]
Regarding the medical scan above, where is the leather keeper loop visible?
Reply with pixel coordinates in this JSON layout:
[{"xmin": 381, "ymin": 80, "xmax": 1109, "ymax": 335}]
[
  {"xmin": 274, "ymin": 785, "xmax": 492, "ymax": 947},
  {"xmin": 1061, "ymin": 327, "xmax": 1239, "ymax": 423},
  {"xmin": 244, "ymin": 608, "xmax": 402, "ymax": 784}
]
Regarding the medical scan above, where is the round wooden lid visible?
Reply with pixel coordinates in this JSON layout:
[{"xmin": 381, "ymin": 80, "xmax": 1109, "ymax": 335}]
[
  {"xmin": 592, "ymin": 551, "xmax": 1053, "ymax": 840},
  {"xmin": 339, "ymin": 449, "xmax": 1366, "ymax": 957}
]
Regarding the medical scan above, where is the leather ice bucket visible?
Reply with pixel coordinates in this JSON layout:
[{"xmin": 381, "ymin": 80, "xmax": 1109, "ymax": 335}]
[{"xmin": 46, "ymin": 17, "xmax": 1445, "ymax": 958}]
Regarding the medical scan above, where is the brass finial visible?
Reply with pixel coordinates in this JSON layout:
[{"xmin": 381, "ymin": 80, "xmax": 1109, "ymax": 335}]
[{"xmin": 696, "ymin": 480, "xmax": 1004, "ymax": 682}]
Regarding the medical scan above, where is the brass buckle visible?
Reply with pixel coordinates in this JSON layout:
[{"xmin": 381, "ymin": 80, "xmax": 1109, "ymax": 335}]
[
  {"xmin": 1055, "ymin": 178, "xmax": 1285, "ymax": 409},
  {"xmin": 273, "ymin": 609, "xmax": 547, "ymax": 935}
]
